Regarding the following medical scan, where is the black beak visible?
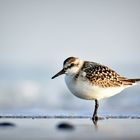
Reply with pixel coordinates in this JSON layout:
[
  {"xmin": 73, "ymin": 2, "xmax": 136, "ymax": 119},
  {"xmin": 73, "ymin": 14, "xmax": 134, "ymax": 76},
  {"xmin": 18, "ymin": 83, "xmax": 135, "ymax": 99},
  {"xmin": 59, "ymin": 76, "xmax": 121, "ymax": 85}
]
[{"xmin": 51, "ymin": 69, "xmax": 65, "ymax": 79}]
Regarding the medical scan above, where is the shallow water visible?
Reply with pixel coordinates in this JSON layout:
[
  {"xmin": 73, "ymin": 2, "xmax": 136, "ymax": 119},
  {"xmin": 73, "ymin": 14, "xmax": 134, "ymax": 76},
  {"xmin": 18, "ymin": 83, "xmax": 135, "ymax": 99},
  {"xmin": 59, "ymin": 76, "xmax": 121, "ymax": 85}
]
[{"xmin": 0, "ymin": 117, "xmax": 140, "ymax": 140}]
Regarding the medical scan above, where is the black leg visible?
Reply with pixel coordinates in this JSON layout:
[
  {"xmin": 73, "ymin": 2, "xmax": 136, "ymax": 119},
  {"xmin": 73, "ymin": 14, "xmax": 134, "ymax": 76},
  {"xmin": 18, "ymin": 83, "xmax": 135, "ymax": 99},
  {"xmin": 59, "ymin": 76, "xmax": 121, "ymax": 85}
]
[{"xmin": 92, "ymin": 99, "xmax": 99, "ymax": 123}]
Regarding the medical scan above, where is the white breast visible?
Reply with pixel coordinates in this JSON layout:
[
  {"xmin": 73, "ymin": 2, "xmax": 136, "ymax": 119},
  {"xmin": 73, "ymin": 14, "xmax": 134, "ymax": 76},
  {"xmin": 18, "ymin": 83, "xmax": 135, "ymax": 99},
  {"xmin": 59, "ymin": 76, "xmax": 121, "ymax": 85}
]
[{"xmin": 65, "ymin": 75, "xmax": 125, "ymax": 100}]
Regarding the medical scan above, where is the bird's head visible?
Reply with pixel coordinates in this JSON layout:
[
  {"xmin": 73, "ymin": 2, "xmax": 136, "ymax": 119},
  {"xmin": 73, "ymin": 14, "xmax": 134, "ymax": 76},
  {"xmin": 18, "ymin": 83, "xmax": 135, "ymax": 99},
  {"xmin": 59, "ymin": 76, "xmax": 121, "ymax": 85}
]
[{"xmin": 52, "ymin": 57, "xmax": 83, "ymax": 79}]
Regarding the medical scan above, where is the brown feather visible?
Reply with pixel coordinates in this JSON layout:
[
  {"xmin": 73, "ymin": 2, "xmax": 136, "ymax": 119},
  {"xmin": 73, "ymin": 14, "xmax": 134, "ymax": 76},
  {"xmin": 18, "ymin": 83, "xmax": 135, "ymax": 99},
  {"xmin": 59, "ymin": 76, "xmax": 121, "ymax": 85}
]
[{"xmin": 78, "ymin": 61, "xmax": 138, "ymax": 88}]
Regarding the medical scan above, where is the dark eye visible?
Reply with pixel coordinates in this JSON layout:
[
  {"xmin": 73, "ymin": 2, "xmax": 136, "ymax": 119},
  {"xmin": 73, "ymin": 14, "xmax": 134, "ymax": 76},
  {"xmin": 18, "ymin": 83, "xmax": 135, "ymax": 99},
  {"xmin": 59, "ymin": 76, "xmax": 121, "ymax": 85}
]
[
  {"xmin": 67, "ymin": 63, "xmax": 74, "ymax": 69},
  {"xmin": 71, "ymin": 63, "xmax": 74, "ymax": 67}
]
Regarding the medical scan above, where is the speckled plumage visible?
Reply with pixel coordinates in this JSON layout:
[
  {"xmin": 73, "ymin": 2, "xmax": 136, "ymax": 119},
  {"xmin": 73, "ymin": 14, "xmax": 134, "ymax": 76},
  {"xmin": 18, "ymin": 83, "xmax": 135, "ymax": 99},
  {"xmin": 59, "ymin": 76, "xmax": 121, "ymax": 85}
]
[{"xmin": 76, "ymin": 61, "xmax": 136, "ymax": 88}]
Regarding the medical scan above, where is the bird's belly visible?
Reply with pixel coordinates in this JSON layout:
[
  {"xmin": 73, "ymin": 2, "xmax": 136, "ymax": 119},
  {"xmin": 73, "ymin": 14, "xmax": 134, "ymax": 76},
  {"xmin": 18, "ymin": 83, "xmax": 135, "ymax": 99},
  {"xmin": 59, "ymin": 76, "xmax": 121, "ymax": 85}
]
[{"xmin": 65, "ymin": 76, "xmax": 124, "ymax": 100}]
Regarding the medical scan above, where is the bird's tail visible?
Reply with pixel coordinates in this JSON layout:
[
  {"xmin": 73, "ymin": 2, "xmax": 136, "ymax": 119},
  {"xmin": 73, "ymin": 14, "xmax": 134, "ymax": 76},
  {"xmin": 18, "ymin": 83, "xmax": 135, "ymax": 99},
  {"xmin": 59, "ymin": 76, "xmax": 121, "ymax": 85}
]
[{"xmin": 128, "ymin": 78, "xmax": 140, "ymax": 85}]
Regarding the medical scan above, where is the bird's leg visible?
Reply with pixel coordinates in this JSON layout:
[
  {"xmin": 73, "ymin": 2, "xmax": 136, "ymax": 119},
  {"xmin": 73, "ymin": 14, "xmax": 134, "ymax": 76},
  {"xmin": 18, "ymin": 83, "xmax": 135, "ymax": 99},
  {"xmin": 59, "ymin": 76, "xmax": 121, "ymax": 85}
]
[{"xmin": 92, "ymin": 99, "xmax": 99, "ymax": 123}]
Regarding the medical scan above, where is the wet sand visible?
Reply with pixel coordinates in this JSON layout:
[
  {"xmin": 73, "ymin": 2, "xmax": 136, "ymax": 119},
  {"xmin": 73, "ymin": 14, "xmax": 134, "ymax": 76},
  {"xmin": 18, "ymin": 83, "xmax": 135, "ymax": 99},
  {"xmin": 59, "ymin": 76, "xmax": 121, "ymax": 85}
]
[{"xmin": 0, "ymin": 116, "xmax": 140, "ymax": 140}]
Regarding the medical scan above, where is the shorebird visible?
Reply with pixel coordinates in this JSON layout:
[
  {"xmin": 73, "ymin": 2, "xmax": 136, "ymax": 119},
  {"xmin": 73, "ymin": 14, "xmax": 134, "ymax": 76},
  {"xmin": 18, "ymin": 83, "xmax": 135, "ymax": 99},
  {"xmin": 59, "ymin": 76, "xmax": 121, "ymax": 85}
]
[{"xmin": 52, "ymin": 57, "xmax": 140, "ymax": 123}]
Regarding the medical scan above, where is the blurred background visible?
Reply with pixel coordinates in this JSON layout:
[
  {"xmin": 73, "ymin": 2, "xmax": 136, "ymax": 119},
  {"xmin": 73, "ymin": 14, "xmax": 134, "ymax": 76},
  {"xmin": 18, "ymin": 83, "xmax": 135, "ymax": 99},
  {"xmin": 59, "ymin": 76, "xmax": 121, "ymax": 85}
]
[{"xmin": 0, "ymin": 0, "xmax": 140, "ymax": 116}]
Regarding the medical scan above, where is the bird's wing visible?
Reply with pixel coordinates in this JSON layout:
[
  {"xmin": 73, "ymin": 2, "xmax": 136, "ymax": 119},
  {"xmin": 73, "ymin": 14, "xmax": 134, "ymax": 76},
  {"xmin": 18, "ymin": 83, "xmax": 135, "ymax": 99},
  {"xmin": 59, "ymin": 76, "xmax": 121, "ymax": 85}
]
[{"xmin": 80, "ymin": 61, "xmax": 134, "ymax": 88}]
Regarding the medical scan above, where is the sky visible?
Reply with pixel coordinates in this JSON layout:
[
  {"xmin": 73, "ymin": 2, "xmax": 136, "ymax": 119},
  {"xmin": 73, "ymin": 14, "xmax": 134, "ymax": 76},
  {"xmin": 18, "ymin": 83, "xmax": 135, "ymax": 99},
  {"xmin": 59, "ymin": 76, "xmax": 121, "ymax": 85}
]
[
  {"xmin": 1, "ymin": 0, "xmax": 140, "ymax": 66},
  {"xmin": 0, "ymin": 0, "xmax": 140, "ymax": 113}
]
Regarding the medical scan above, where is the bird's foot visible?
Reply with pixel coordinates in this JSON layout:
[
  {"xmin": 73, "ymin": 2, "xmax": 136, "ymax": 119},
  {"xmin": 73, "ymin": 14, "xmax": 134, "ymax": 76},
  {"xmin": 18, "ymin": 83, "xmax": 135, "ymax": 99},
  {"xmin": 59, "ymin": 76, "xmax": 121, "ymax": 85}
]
[{"xmin": 92, "ymin": 115, "xmax": 98, "ymax": 125}]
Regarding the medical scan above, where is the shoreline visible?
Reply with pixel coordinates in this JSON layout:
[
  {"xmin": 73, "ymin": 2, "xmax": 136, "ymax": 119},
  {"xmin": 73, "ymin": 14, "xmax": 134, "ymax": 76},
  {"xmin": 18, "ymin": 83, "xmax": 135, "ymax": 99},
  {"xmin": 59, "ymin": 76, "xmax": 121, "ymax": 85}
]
[{"xmin": 0, "ymin": 115, "xmax": 140, "ymax": 119}]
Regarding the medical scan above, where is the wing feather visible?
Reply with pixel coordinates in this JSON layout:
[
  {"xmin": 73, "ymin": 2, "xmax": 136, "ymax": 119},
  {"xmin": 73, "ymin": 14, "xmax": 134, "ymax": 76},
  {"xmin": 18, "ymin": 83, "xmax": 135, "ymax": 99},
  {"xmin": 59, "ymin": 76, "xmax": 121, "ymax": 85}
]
[{"xmin": 79, "ymin": 61, "xmax": 134, "ymax": 88}]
